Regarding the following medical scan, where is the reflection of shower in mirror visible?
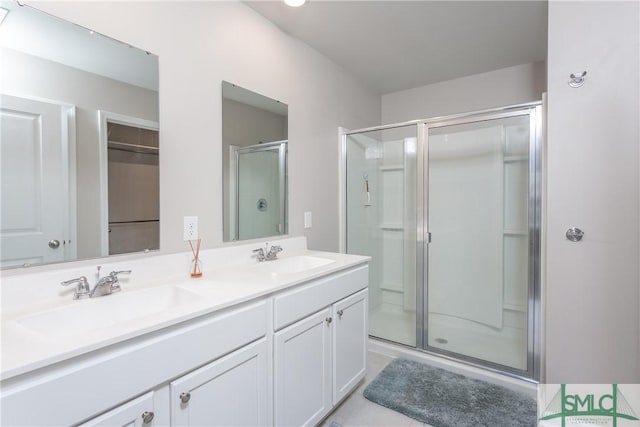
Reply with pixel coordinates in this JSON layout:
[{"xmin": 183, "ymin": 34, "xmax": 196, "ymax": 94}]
[
  {"xmin": 222, "ymin": 81, "xmax": 288, "ymax": 242},
  {"xmin": 229, "ymin": 140, "xmax": 287, "ymax": 241}
]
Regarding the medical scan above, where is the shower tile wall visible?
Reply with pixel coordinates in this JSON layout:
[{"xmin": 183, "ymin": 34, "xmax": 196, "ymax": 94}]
[
  {"xmin": 427, "ymin": 118, "xmax": 530, "ymax": 370},
  {"xmin": 380, "ymin": 140, "xmax": 405, "ymax": 311},
  {"xmin": 346, "ymin": 129, "xmax": 417, "ymax": 348},
  {"xmin": 346, "ymin": 134, "xmax": 382, "ymax": 314}
]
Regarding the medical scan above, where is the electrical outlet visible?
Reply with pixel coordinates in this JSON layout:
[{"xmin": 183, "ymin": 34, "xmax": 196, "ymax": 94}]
[
  {"xmin": 304, "ymin": 211, "xmax": 312, "ymax": 229},
  {"xmin": 183, "ymin": 216, "xmax": 198, "ymax": 241}
]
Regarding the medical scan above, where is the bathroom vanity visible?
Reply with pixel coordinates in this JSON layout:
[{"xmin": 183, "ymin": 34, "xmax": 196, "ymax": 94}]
[{"xmin": 0, "ymin": 237, "xmax": 369, "ymax": 426}]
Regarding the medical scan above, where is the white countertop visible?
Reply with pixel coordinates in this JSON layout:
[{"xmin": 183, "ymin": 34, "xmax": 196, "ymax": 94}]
[{"xmin": 1, "ymin": 247, "xmax": 368, "ymax": 380}]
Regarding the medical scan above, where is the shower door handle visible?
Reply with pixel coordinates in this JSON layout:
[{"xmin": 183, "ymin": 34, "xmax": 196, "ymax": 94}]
[{"xmin": 425, "ymin": 232, "xmax": 432, "ymax": 243}]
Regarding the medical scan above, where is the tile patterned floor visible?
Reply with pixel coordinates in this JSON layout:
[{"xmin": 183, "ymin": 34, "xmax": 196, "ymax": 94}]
[{"xmin": 320, "ymin": 351, "xmax": 432, "ymax": 427}]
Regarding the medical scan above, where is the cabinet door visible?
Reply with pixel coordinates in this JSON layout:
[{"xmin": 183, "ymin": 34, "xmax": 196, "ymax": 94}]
[
  {"xmin": 274, "ymin": 308, "xmax": 332, "ymax": 427},
  {"xmin": 78, "ymin": 391, "xmax": 158, "ymax": 427},
  {"xmin": 333, "ymin": 289, "xmax": 368, "ymax": 404},
  {"xmin": 170, "ymin": 338, "xmax": 269, "ymax": 427}
]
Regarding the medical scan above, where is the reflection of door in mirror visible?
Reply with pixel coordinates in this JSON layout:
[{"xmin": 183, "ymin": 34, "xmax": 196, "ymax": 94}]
[
  {"xmin": 101, "ymin": 116, "xmax": 159, "ymax": 255},
  {"xmin": 231, "ymin": 141, "xmax": 287, "ymax": 241},
  {"xmin": 0, "ymin": 94, "xmax": 76, "ymax": 268}
]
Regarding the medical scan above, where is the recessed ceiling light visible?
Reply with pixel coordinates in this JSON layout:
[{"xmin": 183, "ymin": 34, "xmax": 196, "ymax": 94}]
[
  {"xmin": 0, "ymin": 8, "xmax": 9, "ymax": 26},
  {"xmin": 284, "ymin": 0, "xmax": 306, "ymax": 7}
]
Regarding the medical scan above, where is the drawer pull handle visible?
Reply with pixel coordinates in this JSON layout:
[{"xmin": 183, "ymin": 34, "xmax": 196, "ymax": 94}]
[
  {"xmin": 337, "ymin": 309, "xmax": 344, "ymax": 318},
  {"xmin": 180, "ymin": 392, "xmax": 191, "ymax": 404},
  {"xmin": 141, "ymin": 411, "xmax": 154, "ymax": 424},
  {"xmin": 326, "ymin": 317, "xmax": 332, "ymax": 325}
]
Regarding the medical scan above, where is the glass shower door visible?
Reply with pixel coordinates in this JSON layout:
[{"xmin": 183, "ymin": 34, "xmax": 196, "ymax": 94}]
[
  {"xmin": 233, "ymin": 141, "xmax": 287, "ymax": 241},
  {"xmin": 425, "ymin": 113, "xmax": 533, "ymax": 371},
  {"xmin": 345, "ymin": 125, "xmax": 417, "ymax": 347}
]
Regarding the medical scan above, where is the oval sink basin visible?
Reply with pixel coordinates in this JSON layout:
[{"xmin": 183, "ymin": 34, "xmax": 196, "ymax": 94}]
[
  {"xmin": 14, "ymin": 285, "xmax": 202, "ymax": 339},
  {"xmin": 252, "ymin": 255, "xmax": 335, "ymax": 275}
]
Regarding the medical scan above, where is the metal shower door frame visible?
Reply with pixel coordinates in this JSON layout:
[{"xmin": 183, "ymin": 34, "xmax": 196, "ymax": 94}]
[
  {"xmin": 232, "ymin": 140, "xmax": 288, "ymax": 240},
  {"xmin": 340, "ymin": 101, "xmax": 542, "ymax": 381},
  {"xmin": 418, "ymin": 103, "xmax": 542, "ymax": 381}
]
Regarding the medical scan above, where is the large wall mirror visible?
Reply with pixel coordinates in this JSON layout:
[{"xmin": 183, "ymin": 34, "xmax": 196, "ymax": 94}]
[
  {"xmin": 222, "ymin": 82, "xmax": 288, "ymax": 242},
  {"xmin": 0, "ymin": 1, "xmax": 159, "ymax": 269}
]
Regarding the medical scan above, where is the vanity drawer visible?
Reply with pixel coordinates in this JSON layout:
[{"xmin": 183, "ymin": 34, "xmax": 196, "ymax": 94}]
[
  {"xmin": 273, "ymin": 265, "xmax": 368, "ymax": 331},
  {"xmin": 1, "ymin": 299, "xmax": 267, "ymax": 426}
]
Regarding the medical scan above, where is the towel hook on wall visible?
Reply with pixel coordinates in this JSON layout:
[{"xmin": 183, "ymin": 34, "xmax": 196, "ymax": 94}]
[{"xmin": 569, "ymin": 71, "xmax": 587, "ymax": 88}]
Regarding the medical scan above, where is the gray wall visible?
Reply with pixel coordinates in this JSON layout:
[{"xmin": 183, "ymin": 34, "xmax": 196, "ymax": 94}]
[
  {"xmin": 545, "ymin": 1, "xmax": 639, "ymax": 383},
  {"xmin": 30, "ymin": 1, "xmax": 381, "ymax": 253},
  {"xmin": 382, "ymin": 62, "xmax": 546, "ymax": 124}
]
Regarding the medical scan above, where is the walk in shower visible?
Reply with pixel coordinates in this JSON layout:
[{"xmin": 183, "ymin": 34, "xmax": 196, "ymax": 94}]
[{"xmin": 342, "ymin": 103, "xmax": 541, "ymax": 379}]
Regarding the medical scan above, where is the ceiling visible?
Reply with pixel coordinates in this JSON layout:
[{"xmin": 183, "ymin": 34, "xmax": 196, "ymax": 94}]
[{"xmin": 245, "ymin": 1, "xmax": 548, "ymax": 95}]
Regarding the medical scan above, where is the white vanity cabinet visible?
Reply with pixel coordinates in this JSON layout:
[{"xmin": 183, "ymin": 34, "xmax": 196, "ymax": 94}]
[
  {"xmin": 78, "ymin": 391, "xmax": 164, "ymax": 427},
  {"xmin": 274, "ymin": 308, "xmax": 333, "ymax": 426},
  {"xmin": 0, "ymin": 300, "xmax": 268, "ymax": 426},
  {"xmin": 169, "ymin": 338, "xmax": 269, "ymax": 427},
  {"xmin": 273, "ymin": 266, "xmax": 369, "ymax": 427},
  {"xmin": 80, "ymin": 338, "xmax": 270, "ymax": 427},
  {"xmin": 332, "ymin": 289, "xmax": 368, "ymax": 404},
  {"xmin": 1, "ymin": 255, "xmax": 369, "ymax": 427}
]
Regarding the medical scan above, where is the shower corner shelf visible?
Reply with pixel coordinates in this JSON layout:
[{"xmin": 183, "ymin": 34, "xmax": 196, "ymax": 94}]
[
  {"xmin": 503, "ymin": 229, "xmax": 527, "ymax": 236},
  {"xmin": 503, "ymin": 303, "xmax": 527, "ymax": 313},
  {"xmin": 503, "ymin": 155, "xmax": 527, "ymax": 163},
  {"xmin": 379, "ymin": 164, "xmax": 404, "ymax": 171},
  {"xmin": 379, "ymin": 224, "xmax": 404, "ymax": 231},
  {"xmin": 380, "ymin": 281, "xmax": 404, "ymax": 292}
]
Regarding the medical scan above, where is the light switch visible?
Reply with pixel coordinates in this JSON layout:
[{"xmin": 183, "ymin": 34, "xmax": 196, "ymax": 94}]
[{"xmin": 304, "ymin": 212, "xmax": 312, "ymax": 229}]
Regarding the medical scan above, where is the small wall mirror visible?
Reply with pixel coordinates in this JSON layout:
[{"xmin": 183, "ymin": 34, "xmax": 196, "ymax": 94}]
[
  {"xmin": 222, "ymin": 82, "xmax": 288, "ymax": 242},
  {"xmin": 0, "ymin": 1, "xmax": 159, "ymax": 268}
]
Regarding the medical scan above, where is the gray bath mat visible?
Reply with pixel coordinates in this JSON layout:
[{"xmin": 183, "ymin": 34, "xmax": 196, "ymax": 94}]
[{"xmin": 363, "ymin": 358, "xmax": 537, "ymax": 427}]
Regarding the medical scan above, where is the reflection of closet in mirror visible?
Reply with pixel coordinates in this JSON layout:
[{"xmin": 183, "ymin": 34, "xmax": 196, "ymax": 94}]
[
  {"xmin": 230, "ymin": 141, "xmax": 287, "ymax": 241},
  {"xmin": 1, "ymin": 0, "xmax": 159, "ymax": 268},
  {"xmin": 104, "ymin": 118, "xmax": 159, "ymax": 255}
]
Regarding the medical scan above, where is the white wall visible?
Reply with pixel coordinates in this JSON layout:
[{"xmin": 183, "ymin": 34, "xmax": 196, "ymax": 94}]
[
  {"xmin": 1, "ymin": 47, "xmax": 158, "ymax": 259},
  {"xmin": 545, "ymin": 1, "xmax": 640, "ymax": 383},
  {"xmin": 382, "ymin": 62, "xmax": 546, "ymax": 124},
  {"xmin": 28, "ymin": 1, "xmax": 380, "ymax": 253},
  {"xmin": 222, "ymin": 98, "xmax": 287, "ymax": 149}
]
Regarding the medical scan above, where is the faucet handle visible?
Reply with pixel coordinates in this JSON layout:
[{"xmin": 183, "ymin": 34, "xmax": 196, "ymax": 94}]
[
  {"xmin": 266, "ymin": 245, "xmax": 282, "ymax": 260},
  {"xmin": 110, "ymin": 270, "xmax": 132, "ymax": 277},
  {"xmin": 253, "ymin": 248, "xmax": 266, "ymax": 262},
  {"xmin": 61, "ymin": 276, "xmax": 91, "ymax": 300},
  {"xmin": 109, "ymin": 270, "xmax": 131, "ymax": 292}
]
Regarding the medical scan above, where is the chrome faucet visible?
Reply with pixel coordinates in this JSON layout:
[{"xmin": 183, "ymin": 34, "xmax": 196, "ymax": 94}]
[
  {"xmin": 266, "ymin": 245, "xmax": 283, "ymax": 260},
  {"xmin": 61, "ymin": 266, "xmax": 131, "ymax": 300},
  {"xmin": 252, "ymin": 247, "xmax": 266, "ymax": 262},
  {"xmin": 60, "ymin": 276, "xmax": 91, "ymax": 300},
  {"xmin": 252, "ymin": 243, "xmax": 283, "ymax": 262}
]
